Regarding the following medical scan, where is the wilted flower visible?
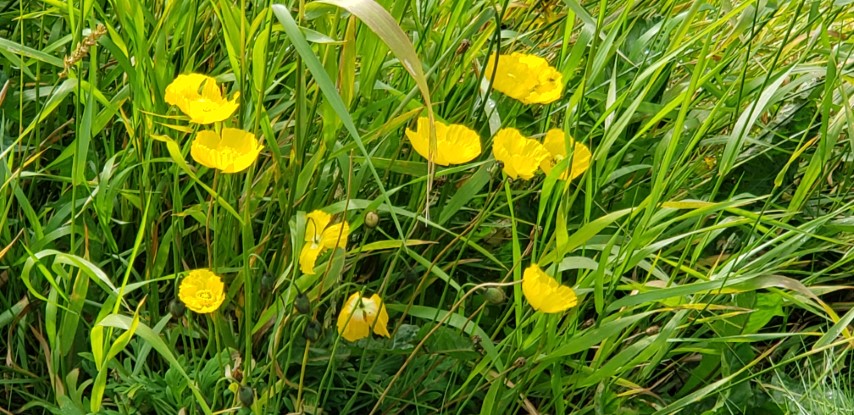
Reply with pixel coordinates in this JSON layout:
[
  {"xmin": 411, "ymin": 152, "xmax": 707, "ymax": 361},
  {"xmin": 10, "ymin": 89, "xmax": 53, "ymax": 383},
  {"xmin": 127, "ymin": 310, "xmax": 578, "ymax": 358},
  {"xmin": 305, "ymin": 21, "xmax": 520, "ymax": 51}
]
[
  {"xmin": 492, "ymin": 128, "xmax": 550, "ymax": 180},
  {"xmin": 190, "ymin": 128, "xmax": 262, "ymax": 173},
  {"xmin": 522, "ymin": 264, "xmax": 577, "ymax": 313},
  {"xmin": 405, "ymin": 117, "xmax": 481, "ymax": 166},
  {"xmin": 178, "ymin": 269, "xmax": 226, "ymax": 314},
  {"xmin": 300, "ymin": 210, "xmax": 349, "ymax": 275},
  {"xmin": 540, "ymin": 129, "xmax": 591, "ymax": 181},
  {"xmin": 337, "ymin": 293, "xmax": 390, "ymax": 342},
  {"xmin": 165, "ymin": 73, "xmax": 239, "ymax": 124},
  {"xmin": 484, "ymin": 53, "xmax": 562, "ymax": 104}
]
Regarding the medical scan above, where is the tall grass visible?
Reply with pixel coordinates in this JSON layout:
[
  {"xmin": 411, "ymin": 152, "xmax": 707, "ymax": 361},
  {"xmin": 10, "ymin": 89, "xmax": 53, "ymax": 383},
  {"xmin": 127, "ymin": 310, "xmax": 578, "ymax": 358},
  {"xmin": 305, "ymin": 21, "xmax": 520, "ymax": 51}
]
[{"xmin": 1, "ymin": 0, "xmax": 854, "ymax": 413}]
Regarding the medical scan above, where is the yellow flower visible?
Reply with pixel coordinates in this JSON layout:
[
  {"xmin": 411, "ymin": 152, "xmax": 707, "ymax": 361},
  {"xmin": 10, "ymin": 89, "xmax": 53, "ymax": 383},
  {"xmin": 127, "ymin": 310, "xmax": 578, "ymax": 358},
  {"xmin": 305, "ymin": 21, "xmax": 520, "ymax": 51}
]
[
  {"xmin": 178, "ymin": 269, "xmax": 226, "ymax": 314},
  {"xmin": 540, "ymin": 129, "xmax": 591, "ymax": 181},
  {"xmin": 165, "ymin": 73, "xmax": 239, "ymax": 124},
  {"xmin": 492, "ymin": 128, "xmax": 550, "ymax": 180},
  {"xmin": 190, "ymin": 128, "xmax": 262, "ymax": 173},
  {"xmin": 522, "ymin": 264, "xmax": 577, "ymax": 314},
  {"xmin": 300, "ymin": 210, "xmax": 349, "ymax": 275},
  {"xmin": 405, "ymin": 117, "xmax": 481, "ymax": 166},
  {"xmin": 337, "ymin": 293, "xmax": 390, "ymax": 342},
  {"xmin": 484, "ymin": 53, "xmax": 563, "ymax": 104}
]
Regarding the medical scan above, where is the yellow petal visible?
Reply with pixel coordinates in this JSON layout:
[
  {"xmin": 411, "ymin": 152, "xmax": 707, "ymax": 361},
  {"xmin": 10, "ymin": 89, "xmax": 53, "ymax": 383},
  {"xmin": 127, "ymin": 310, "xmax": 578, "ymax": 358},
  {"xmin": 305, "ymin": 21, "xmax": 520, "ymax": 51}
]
[
  {"xmin": 305, "ymin": 210, "xmax": 332, "ymax": 243},
  {"xmin": 190, "ymin": 130, "xmax": 221, "ymax": 170},
  {"xmin": 484, "ymin": 54, "xmax": 538, "ymax": 101},
  {"xmin": 299, "ymin": 243, "xmax": 323, "ymax": 275},
  {"xmin": 484, "ymin": 53, "xmax": 562, "ymax": 105},
  {"xmin": 183, "ymin": 97, "xmax": 239, "ymax": 125},
  {"xmin": 542, "ymin": 129, "xmax": 568, "ymax": 159},
  {"xmin": 492, "ymin": 128, "xmax": 549, "ymax": 180},
  {"xmin": 178, "ymin": 269, "xmax": 226, "ymax": 314},
  {"xmin": 522, "ymin": 264, "xmax": 577, "ymax": 314},
  {"xmin": 165, "ymin": 73, "xmax": 215, "ymax": 106},
  {"xmin": 337, "ymin": 293, "xmax": 371, "ymax": 342},
  {"xmin": 405, "ymin": 117, "xmax": 481, "ymax": 166},
  {"xmin": 540, "ymin": 129, "xmax": 591, "ymax": 181},
  {"xmin": 164, "ymin": 73, "xmax": 238, "ymax": 124},
  {"xmin": 524, "ymin": 56, "xmax": 563, "ymax": 104},
  {"xmin": 336, "ymin": 293, "xmax": 391, "ymax": 342},
  {"xmin": 565, "ymin": 141, "xmax": 591, "ymax": 181},
  {"xmin": 321, "ymin": 222, "xmax": 349, "ymax": 250},
  {"xmin": 190, "ymin": 128, "xmax": 261, "ymax": 173},
  {"xmin": 218, "ymin": 128, "xmax": 262, "ymax": 173},
  {"xmin": 441, "ymin": 123, "xmax": 482, "ymax": 165},
  {"xmin": 369, "ymin": 294, "xmax": 391, "ymax": 338}
]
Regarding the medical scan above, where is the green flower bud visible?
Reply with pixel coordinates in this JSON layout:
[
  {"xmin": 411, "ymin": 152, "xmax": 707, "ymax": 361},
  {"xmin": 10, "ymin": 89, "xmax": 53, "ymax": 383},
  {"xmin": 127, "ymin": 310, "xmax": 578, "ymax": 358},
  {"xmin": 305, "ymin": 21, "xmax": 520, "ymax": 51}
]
[
  {"xmin": 169, "ymin": 299, "xmax": 185, "ymax": 318},
  {"xmin": 238, "ymin": 384, "xmax": 254, "ymax": 407},
  {"xmin": 294, "ymin": 294, "xmax": 311, "ymax": 315},
  {"xmin": 483, "ymin": 287, "xmax": 505, "ymax": 305},
  {"xmin": 304, "ymin": 319, "xmax": 322, "ymax": 342},
  {"xmin": 261, "ymin": 273, "xmax": 275, "ymax": 291},
  {"xmin": 365, "ymin": 211, "xmax": 380, "ymax": 229}
]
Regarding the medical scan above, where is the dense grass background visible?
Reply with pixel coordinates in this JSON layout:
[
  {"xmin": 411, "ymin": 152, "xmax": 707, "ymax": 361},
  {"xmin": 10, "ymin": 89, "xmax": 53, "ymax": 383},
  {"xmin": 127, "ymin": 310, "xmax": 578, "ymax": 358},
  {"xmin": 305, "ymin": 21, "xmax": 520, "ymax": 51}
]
[{"xmin": 2, "ymin": 0, "xmax": 854, "ymax": 413}]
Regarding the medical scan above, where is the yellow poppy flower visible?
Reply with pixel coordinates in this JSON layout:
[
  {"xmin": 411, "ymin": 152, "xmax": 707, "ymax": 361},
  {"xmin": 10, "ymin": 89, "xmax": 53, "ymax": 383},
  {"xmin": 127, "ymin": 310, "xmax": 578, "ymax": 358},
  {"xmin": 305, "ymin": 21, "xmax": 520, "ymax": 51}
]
[
  {"xmin": 337, "ymin": 293, "xmax": 391, "ymax": 342},
  {"xmin": 165, "ymin": 73, "xmax": 239, "ymax": 124},
  {"xmin": 178, "ymin": 269, "xmax": 226, "ymax": 314},
  {"xmin": 190, "ymin": 128, "xmax": 262, "ymax": 173},
  {"xmin": 300, "ymin": 210, "xmax": 350, "ymax": 275},
  {"xmin": 405, "ymin": 117, "xmax": 481, "ymax": 166},
  {"xmin": 540, "ymin": 129, "xmax": 592, "ymax": 181},
  {"xmin": 484, "ymin": 53, "xmax": 563, "ymax": 105},
  {"xmin": 492, "ymin": 128, "xmax": 550, "ymax": 180},
  {"xmin": 522, "ymin": 264, "xmax": 577, "ymax": 314}
]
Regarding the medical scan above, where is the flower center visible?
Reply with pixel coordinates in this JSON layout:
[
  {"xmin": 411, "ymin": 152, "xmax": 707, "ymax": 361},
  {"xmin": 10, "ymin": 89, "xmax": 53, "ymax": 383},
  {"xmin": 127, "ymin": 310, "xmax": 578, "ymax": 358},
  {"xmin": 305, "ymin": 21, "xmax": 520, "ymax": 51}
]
[
  {"xmin": 196, "ymin": 290, "xmax": 214, "ymax": 301},
  {"xmin": 311, "ymin": 232, "xmax": 324, "ymax": 246}
]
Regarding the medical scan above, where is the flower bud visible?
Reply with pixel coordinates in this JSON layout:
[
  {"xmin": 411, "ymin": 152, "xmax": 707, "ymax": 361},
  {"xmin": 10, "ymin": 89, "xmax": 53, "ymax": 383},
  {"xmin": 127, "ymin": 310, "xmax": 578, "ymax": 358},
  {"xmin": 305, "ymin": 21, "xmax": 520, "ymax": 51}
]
[
  {"xmin": 169, "ymin": 299, "xmax": 185, "ymax": 318},
  {"xmin": 483, "ymin": 287, "xmax": 505, "ymax": 305},
  {"xmin": 365, "ymin": 211, "xmax": 380, "ymax": 228},
  {"xmin": 304, "ymin": 319, "xmax": 322, "ymax": 342},
  {"xmin": 238, "ymin": 384, "xmax": 254, "ymax": 407},
  {"xmin": 261, "ymin": 273, "xmax": 275, "ymax": 291},
  {"xmin": 294, "ymin": 294, "xmax": 311, "ymax": 315}
]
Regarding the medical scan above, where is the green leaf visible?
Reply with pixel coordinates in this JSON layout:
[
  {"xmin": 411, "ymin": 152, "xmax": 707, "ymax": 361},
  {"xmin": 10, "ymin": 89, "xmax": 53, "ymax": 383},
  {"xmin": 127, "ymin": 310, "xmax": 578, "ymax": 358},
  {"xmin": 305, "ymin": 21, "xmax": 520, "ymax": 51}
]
[
  {"xmin": 272, "ymin": 3, "xmax": 406, "ymax": 239},
  {"xmin": 97, "ymin": 314, "xmax": 212, "ymax": 414},
  {"xmin": 438, "ymin": 165, "xmax": 491, "ymax": 225},
  {"xmin": 539, "ymin": 207, "xmax": 637, "ymax": 266},
  {"xmin": 0, "ymin": 37, "xmax": 64, "ymax": 66},
  {"xmin": 359, "ymin": 239, "xmax": 434, "ymax": 252},
  {"xmin": 538, "ymin": 311, "xmax": 655, "ymax": 363},
  {"xmin": 395, "ymin": 304, "xmax": 504, "ymax": 372},
  {"xmin": 309, "ymin": 0, "xmax": 433, "ymax": 118},
  {"xmin": 150, "ymin": 134, "xmax": 243, "ymax": 223}
]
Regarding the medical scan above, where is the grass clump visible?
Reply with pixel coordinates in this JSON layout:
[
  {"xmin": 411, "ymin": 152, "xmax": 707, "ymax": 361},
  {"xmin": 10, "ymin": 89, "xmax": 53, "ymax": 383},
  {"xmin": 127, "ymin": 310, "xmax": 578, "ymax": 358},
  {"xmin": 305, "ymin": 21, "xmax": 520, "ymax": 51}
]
[{"xmin": 1, "ymin": 0, "xmax": 854, "ymax": 414}]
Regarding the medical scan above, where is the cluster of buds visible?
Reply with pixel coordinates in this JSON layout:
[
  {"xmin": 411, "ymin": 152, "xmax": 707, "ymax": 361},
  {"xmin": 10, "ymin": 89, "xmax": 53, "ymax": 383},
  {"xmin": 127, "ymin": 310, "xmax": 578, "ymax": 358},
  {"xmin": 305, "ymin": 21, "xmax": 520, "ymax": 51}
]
[{"xmin": 59, "ymin": 24, "xmax": 107, "ymax": 78}]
